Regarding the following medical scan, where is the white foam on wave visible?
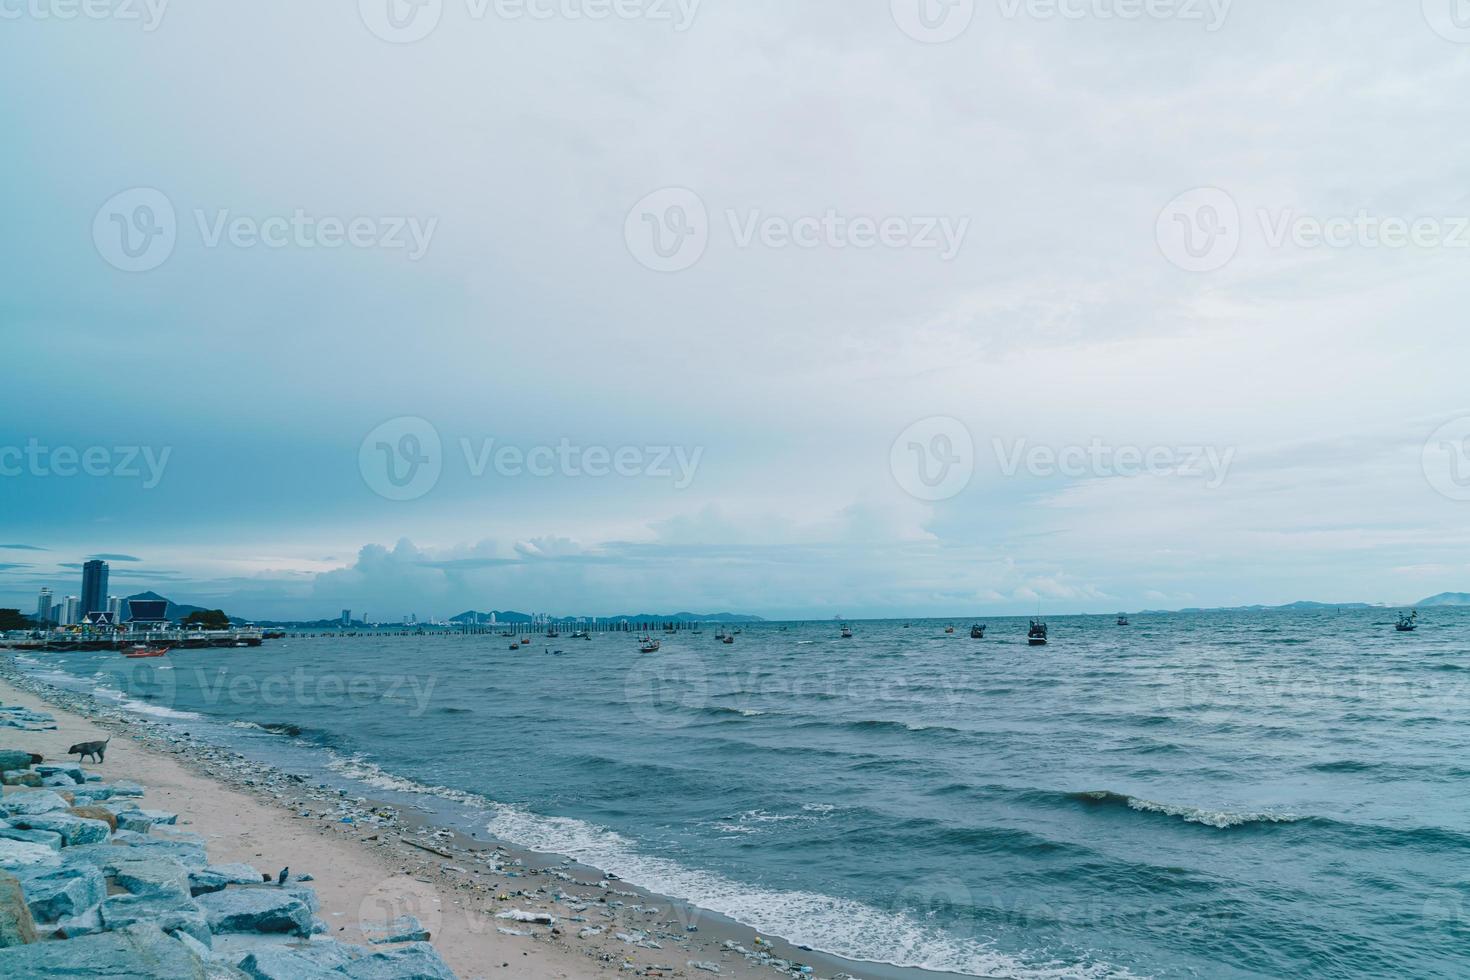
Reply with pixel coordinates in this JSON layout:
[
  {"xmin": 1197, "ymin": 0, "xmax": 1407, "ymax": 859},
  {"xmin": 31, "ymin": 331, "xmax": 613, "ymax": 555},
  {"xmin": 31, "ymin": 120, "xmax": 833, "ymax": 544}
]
[
  {"xmin": 324, "ymin": 752, "xmax": 488, "ymax": 809},
  {"xmin": 482, "ymin": 804, "xmax": 1136, "ymax": 979},
  {"xmin": 87, "ymin": 683, "xmax": 202, "ymax": 721},
  {"xmin": 1124, "ymin": 796, "xmax": 1299, "ymax": 829}
]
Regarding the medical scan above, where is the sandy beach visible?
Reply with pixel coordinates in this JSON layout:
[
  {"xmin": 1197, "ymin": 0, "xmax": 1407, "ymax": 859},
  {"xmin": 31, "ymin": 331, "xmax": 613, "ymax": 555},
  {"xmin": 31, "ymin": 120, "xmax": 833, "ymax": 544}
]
[{"xmin": 0, "ymin": 662, "xmax": 908, "ymax": 980}]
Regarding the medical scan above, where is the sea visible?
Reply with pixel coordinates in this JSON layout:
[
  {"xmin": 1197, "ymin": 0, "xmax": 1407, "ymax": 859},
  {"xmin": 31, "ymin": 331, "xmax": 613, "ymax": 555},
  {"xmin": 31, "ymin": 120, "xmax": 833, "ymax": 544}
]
[{"xmin": 11, "ymin": 609, "xmax": 1470, "ymax": 979}]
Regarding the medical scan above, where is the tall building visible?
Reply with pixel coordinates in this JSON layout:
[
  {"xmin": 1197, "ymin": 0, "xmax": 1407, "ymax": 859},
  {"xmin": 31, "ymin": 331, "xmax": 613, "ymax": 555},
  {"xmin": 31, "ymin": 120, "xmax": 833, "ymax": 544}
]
[
  {"xmin": 36, "ymin": 587, "xmax": 53, "ymax": 625},
  {"xmin": 107, "ymin": 596, "xmax": 122, "ymax": 622},
  {"xmin": 341, "ymin": 609, "xmax": 352, "ymax": 626},
  {"xmin": 62, "ymin": 596, "xmax": 80, "ymax": 626},
  {"xmin": 81, "ymin": 560, "xmax": 109, "ymax": 616}
]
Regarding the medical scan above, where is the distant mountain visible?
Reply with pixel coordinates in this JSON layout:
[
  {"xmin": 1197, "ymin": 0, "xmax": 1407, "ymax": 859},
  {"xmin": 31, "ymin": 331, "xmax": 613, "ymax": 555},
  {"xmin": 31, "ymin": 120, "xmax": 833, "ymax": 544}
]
[
  {"xmin": 1418, "ymin": 592, "xmax": 1470, "ymax": 607},
  {"xmin": 1137, "ymin": 600, "xmax": 1384, "ymax": 614},
  {"xmin": 449, "ymin": 610, "xmax": 763, "ymax": 625}
]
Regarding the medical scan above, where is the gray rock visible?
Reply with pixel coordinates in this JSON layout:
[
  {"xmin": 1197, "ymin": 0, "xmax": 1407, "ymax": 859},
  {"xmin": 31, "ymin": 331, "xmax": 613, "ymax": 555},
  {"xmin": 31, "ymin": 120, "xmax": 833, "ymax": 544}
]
[
  {"xmin": 0, "ymin": 750, "xmax": 39, "ymax": 772},
  {"xmin": 34, "ymin": 763, "xmax": 87, "ymax": 785},
  {"xmin": 53, "ymin": 903, "xmax": 104, "ymax": 938},
  {"xmin": 0, "ymin": 838, "xmax": 60, "ymax": 870},
  {"xmin": 16, "ymin": 864, "xmax": 106, "ymax": 921},
  {"xmin": 339, "ymin": 942, "xmax": 457, "ymax": 980},
  {"xmin": 2, "ymin": 789, "xmax": 69, "ymax": 815},
  {"xmin": 0, "ymin": 921, "xmax": 209, "ymax": 977},
  {"xmin": 191, "ymin": 863, "xmax": 264, "ymax": 897},
  {"xmin": 236, "ymin": 939, "xmax": 362, "ymax": 979},
  {"xmin": 117, "ymin": 812, "xmax": 159, "ymax": 834},
  {"xmin": 136, "ymin": 809, "xmax": 179, "ymax": 826},
  {"xmin": 41, "ymin": 773, "xmax": 78, "ymax": 788},
  {"xmin": 197, "ymin": 886, "xmax": 317, "ymax": 937},
  {"xmin": 0, "ymin": 772, "xmax": 42, "ymax": 788},
  {"xmin": 108, "ymin": 836, "xmax": 210, "ymax": 868},
  {"xmin": 0, "ymin": 826, "xmax": 64, "ymax": 851},
  {"xmin": 364, "ymin": 914, "xmax": 430, "ymax": 944},
  {"xmin": 112, "ymin": 854, "xmax": 193, "ymax": 899},
  {"xmin": 11, "ymin": 812, "xmax": 112, "ymax": 846},
  {"xmin": 102, "ymin": 892, "xmax": 212, "ymax": 946}
]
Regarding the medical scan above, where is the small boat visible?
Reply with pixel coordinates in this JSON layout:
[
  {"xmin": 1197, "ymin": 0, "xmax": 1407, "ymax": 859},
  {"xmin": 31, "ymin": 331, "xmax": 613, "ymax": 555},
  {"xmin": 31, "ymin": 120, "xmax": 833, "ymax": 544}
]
[
  {"xmin": 123, "ymin": 645, "xmax": 167, "ymax": 659},
  {"xmin": 1028, "ymin": 620, "xmax": 1048, "ymax": 646},
  {"xmin": 571, "ymin": 630, "xmax": 589, "ymax": 640},
  {"xmin": 969, "ymin": 624, "xmax": 985, "ymax": 639},
  {"xmin": 546, "ymin": 629, "xmax": 560, "ymax": 638},
  {"xmin": 721, "ymin": 635, "xmax": 735, "ymax": 645},
  {"xmin": 1395, "ymin": 611, "xmax": 1418, "ymax": 632},
  {"xmin": 840, "ymin": 625, "xmax": 853, "ymax": 639},
  {"xmin": 944, "ymin": 625, "xmax": 956, "ymax": 634},
  {"xmin": 509, "ymin": 643, "xmax": 520, "ymax": 650},
  {"xmin": 1116, "ymin": 614, "xmax": 1130, "ymax": 626},
  {"xmin": 639, "ymin": 636, "xmax": 660, "ymax": 653}
]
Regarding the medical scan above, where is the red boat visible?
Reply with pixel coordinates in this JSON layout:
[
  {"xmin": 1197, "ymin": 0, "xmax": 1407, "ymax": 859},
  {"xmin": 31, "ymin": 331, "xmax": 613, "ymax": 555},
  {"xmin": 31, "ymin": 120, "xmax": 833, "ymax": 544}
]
[{"xmin": 123, "ymin": 646, "xmax": 168, "ymax": 658}]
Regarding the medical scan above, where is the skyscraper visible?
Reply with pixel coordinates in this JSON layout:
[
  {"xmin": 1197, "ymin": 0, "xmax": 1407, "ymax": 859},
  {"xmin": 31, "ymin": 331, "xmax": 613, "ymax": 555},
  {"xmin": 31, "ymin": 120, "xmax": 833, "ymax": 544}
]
[
  {"xmin": 62, "ymin": 596, "xmax": 80, "ymax": 626},
  {"xmin": 36, "ymin": 587, "xmax": 53, "ymax": 625},
  {"xmin": 81, "ymin": 560, "xmax": 109, "ymax": 616},
  {"xmin": 107, "ymin": 596, "xmax": 122, "ymax": 622}
]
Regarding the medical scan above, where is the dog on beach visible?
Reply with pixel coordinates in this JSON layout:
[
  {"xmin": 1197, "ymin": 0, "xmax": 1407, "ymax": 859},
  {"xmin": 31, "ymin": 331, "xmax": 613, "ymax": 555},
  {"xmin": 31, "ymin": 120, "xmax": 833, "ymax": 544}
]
[{"xmin": 67, "ymin": 736, "xmax": 111, "ymax": 763}]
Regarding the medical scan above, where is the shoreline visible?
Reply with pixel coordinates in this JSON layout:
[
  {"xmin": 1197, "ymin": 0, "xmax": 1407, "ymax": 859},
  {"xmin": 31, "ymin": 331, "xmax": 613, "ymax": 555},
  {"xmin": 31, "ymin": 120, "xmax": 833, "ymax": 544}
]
[{"xmin": 0, "ymin": 656, "xmax": 964, "ymax": 980}]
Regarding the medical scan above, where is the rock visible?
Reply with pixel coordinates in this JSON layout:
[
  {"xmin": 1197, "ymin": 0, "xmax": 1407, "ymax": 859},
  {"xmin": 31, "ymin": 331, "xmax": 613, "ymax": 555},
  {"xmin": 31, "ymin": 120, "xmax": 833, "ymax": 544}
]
[
  {"xmin": 0, "ymin": 839, "xmax": 60, "ymax": 870},
  {"xmin": 15, "ymin": 864, "xmax": 106, "ymax": 922},
  {"xmin": 53, "ymin": 903, "xmax": 103, "ymax": 938},
  {"xmin": 112, "ymin": 854, "xmax": 193, "ymax": 899},
  {"xmin": 34, "ymin": 763, "xmax": 87, "ymax": 785},
  {"xmin": 197, "ymin": 886, "xmax": 317, "ymax": 937},
  {"xmin": 11, "ymin": 812, "xmax": 112, "ymax": 846},
  {"xmin": 68, "ymin": 805, "xmax": 119, "ymax": 832},
  {"xmin": 1, "ymin": 789, "xmax": 69, "ymax": 816},
  {"xmin": 364, "ymin": 914, "xmax": 430, "ymax": 944},
  {"xmin": 101, "ymin": 892, "xmax": 212, "ymax": 946},
  {"xmin": 137, "ymin": 809, "xmax": 179, "ymax": 826},
  {"xmin": 2, "ymin": 772, "xmax": 43, "ymax": 788},
  {"xmin": 339, "ymin": 942, "xmax": 457, "ymax": 980},
  {"xmin": 0, "ymin": 921, "xmax": 209, "ymax": 976},
  {"xmin": 117, "ymin": 812, "xmax": 158, "ymax": 834},
  {"xmin": 0, "ymin": 827, "xmax": 63, "ymax": 851},
  {"xmin": 106, "ymin": 835, "xmax": 210, "ymax": 868},
  {"xmin": 0, "ymin": 750, "xmax": 39, "ymax": 772},
  {"xmin": 190, "ymin": 864, "xmax": 264, "ymax": 897},
  {"xmin": 235, "ymin": 938, "xmax": 362, "ymax": 979},
  {"xmin": 0, "ymin": 871, "xmax": 39, "ymax": 948}
]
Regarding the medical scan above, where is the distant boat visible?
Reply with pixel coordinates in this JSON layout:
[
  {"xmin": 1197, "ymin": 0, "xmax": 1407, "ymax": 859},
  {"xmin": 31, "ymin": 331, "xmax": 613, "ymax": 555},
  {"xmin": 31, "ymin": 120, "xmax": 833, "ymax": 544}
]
[
  {"xmin": 508, "ymin": 642, "xmax": 520, "ymax": 650},
  {"xmin": 123, "ymin": 645, "xmax": 166, "ymax": 659},
  {"xmin": 1395, "ymin": 611, "xmax": 1418, "ymax": 632},
  {"xmin": 944, "ymin": 625, "xmax": 956, "ymax": 634},
  {"xmin": 840, "ymin": 625, "xmax": 853, "ymax": 639},
  {"xmin": 1117, "ymin": 613, "xmax": 1130, "ymax": 626},
  {"xmin": 546, "ymin": 629, "xmax": 560, "ymax": 638},
  {"xmin": 722, "ymin": 634, "xmax": 735, "ymax": 645},
  {"xmin": 1028, "ymin": 620, "xmax": 1048, "ymax": 646},
  {"xmin": 969, "ymin": 624, "xmax": 985, "ymax": 639},
  {"xmin": 639, "ymin": 638, "xmax": 661, "ymax": 653}
]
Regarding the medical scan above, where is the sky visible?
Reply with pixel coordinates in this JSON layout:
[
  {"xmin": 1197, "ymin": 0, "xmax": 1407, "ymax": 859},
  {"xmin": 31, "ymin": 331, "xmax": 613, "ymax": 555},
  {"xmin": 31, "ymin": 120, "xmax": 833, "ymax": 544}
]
[{"xmin": 4, "ymin": 0, "xmax": 1470, "ymax": 621}]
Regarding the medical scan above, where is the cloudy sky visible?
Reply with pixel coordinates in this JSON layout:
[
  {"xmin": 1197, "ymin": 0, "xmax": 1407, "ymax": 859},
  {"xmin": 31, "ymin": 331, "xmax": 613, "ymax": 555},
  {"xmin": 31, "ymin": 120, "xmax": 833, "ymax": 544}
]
[{"xmin": 4, "ymin": 0, "xmax": 1470, "ymax": 620}]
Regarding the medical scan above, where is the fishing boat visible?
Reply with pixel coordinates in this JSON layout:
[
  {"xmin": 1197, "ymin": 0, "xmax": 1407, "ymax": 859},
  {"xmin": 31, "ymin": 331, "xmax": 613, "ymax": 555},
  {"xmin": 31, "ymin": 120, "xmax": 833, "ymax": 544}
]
[
  {"xmin": 571, "ymin": 630, "xmax": 589, "ymax": 640},
  {"xmin": 546, "ymin": 628, "xmax": 560, "ymax": 638},
  {"xmin": 970, "ymin": 624, "xmax": 985, "ymax": 639},
  {"xmin": 508, "ymin": 642, "xmax": 520, "ymax": 650},
  {"xmin": 944, "ymin": 625, "xmax": 956, "ymax": 634},
  {"xmin": 1028, "ymin": 620, "xmax": 1048, "ymax": 646},
  {"xmin": 1395, "ymin": 611, "xmax": 1418, "ymax": 632},
  {"xmin": 840, "ymin": 625, "xmax": 853, "ymax": 639},
  {"xmin": 639, "ymin": 636, "xmax": 660, "ymax": 653},
  {"xmin": 1117, "ymin": 613, "xmax": 1130, "ymax": 626},
  {"xmin": 721, "ymin": 634, "xmax": 735, "ymax": 645},
  {"xmin": 123, "ymin": 645, "xmax": 167, "ymax": 659}
]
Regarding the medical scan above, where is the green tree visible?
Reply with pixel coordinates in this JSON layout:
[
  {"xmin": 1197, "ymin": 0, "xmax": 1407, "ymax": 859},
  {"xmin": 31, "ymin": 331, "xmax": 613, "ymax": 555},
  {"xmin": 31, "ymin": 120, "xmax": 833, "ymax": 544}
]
[
  {"xmin": 183, "ymin": 609, "xmax": 231, "ymax": 629},
  {"xmin": 0, "ymin": 609, "xmax": 34, "ymax": 630}
]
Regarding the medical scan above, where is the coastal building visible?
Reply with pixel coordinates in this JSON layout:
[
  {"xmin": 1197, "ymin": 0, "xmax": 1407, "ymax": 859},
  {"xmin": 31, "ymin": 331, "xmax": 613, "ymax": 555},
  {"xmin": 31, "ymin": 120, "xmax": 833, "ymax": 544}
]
[
  {"xmin": 107, "ymin": 595, "xmax": 122, "ymax": 621},
  {"xmin": 341, "ymin": 609, "xmax": 352, "ymax": 626},
  {"xmin": 62, "ymin": 595, "xmax": 80, "ymax": 626},
  {"xmin": 81, "ymin": 559, "xmax": 109, "ymax": 615},
  {"xmin": 35, "ymin": 587, "xmax": 53, "ymax": 625}
]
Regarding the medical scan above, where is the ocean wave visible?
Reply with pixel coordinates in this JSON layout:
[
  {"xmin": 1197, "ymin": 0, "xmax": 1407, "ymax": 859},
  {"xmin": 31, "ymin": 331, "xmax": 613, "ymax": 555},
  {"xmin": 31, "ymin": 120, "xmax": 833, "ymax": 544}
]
[
  {"xmin": 481, "ymin": 802, "xmax": 1134, "ymax": 978},
  {"xmin": 88, "ymin": 684, "xmax": 203, "ymax": 721},
  {"xmin": 1065, "ymin": 791, "xmax": 1301, "ymax": 829},
  {"xmin": 323, "ymin": 752, "xmax": 488, "ymax": 809}
]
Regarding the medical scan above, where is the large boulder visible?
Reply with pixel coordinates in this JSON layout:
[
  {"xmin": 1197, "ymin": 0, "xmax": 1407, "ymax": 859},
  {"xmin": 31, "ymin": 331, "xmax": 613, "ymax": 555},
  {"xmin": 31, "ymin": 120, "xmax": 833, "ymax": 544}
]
[
  {"xmin": 34, "ymin": 763, "xmax": 87, "ymax": 785},
  {"xmin": 104, "ymin": 835, "xmax": 209, "ymax": 868},
  {"xmin": 364, "ymin": 914, "xmax": 430, "ymax": 944},
  {"xmin": 197, "ymin": 886, "xmax": 317, "ymax": 937},
  {"xmin": 0, "ymin": 838, "xmax": 60, "ymax": 870},
  {"xmin": 0, "ymin": 921, "xmax": 209, "ymax": 977},
  {"xmin": 0, "ymin": 826, "xmax": 63, "ymax": 851},
  {"xmin": 16, "ymin": 864, "xmax": 106, "ymax": 922},
  {"xmin": 0, "ymin": 871, "xmax": 38, "ymax": 948},
  {"xmin": 68, "ymin": 805, "xmax": 119, "ymax": 832},
  {"xmin": 340, "ymin": 942, "xmax": 457, "ymax": 979},
  {"xmin": 0, "ymin": 750, "xmax": 40, "ymax": 772},
  {"xmin": 2, "ymin": 789, "xmax": 70, "ymax": 815},
  {"xmin": 190, "ymin": 863, "xmax": 265, "ymax": 897},
  {"xmin": 1, "ymin": 771, "xmax": 42, "ymax": 788},
  {"xmin": 101, "ymin": 892, "xmax": 212, "ymax": 946},
  {"xmin": 11, "ymin": 812, "xmax": 112, "ymax": 846},
  {"xmin": 112, "ymin": 854, "xmax": 193, "ymax": 900},
  {"xmin": 235, "ymin": 938, "xmax": 362, "ymax": 979}
]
